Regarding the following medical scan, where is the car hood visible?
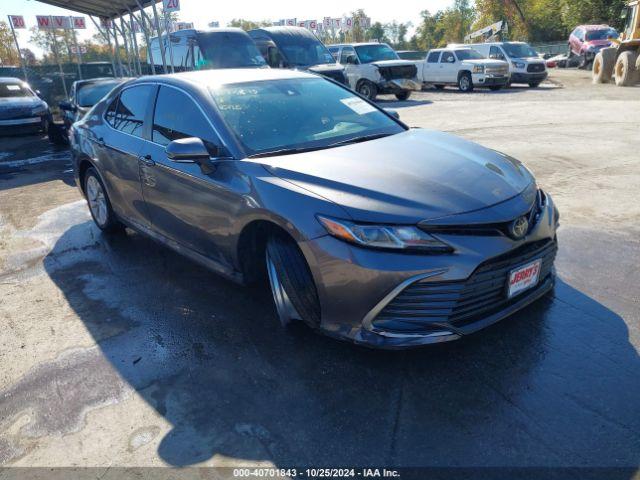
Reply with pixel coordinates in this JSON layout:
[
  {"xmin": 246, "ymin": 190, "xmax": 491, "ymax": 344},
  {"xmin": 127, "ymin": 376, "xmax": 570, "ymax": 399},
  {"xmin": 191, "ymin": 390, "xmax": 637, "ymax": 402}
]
[
  {"xmin": 254, "ymin": 129, "xmax": 535, "ymax": 224},
  {"xmin": 462, "ymin": 59, "xmax": 507, "ymax": 68},
  {"xmin": 308, "ymin": 64, "xmax": 345, "ymax": 73},
  {"xmin": 371, "ymin": 59, "xmax": 417, "ymax": 68},
  {"xmin": 0, "ymin": 96, "xmax": 45, "ymax": 110}
]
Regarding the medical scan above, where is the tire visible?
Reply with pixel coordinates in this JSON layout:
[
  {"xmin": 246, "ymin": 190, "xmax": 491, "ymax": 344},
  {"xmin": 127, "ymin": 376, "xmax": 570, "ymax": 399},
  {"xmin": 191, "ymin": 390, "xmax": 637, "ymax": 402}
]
[
  {"xmin": 83, "ymin": 167, "xmax": 124, "ymax": 233},
  {"xmin": 265, "ymin": 233, "xmax": 320, "ymax": 328},
  {"xmin": 614, "ymin": 51, "xmax": 639, "ymax": 87},
  {"xmin": 356, "ymin": 80, "xmax": 378, "ymax": 101},
  {"xmin": 458, "ymin": 72, "xmax": 473, "ymax": 92},
  {"xmin": 434, "ymin": 84, "xmax": 446, "ymax": 90},
  {"xmin": 395, "ymin": 90, "xmax": 411, "ymax": 101},
  {"xmin": 593, "ymin": 48, "xmax": 616, "ymax": 84},
  {"xmin": 489, "ymin": 85, "xmax": 503, "ymax": 91}
]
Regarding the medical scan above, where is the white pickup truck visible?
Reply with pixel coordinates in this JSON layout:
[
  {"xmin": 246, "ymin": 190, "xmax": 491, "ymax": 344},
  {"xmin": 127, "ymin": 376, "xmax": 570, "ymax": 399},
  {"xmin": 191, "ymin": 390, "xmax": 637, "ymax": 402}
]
[
  {"xmin": 415, "ymin": 47, "xmax": 510, "ymax": 92},
  {"xmin": 327, "ymin": 42, "xmax": 421, "ymax": 101}
]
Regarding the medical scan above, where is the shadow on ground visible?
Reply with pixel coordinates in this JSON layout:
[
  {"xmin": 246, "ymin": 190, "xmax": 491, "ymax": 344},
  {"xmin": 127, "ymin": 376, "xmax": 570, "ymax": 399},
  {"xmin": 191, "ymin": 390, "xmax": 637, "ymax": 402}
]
[{"xmin": 33, "ymin": 219, "xmax": 640, "ymax": 473}]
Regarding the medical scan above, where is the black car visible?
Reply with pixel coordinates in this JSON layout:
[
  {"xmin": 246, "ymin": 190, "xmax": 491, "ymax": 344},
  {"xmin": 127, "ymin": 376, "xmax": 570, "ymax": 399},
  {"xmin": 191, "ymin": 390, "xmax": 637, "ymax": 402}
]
[
  {"xmin": 58, "ymin": 77, "xmax": 129, "ymax": 142},
  {"xmin": 248, "ymin": 26, "xmax": 348, "ymax": 84}
]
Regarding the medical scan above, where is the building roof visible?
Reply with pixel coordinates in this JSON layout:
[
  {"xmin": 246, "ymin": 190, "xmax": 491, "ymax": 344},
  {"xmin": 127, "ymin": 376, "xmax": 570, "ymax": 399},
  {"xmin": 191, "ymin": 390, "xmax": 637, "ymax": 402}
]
[{"xmin": 34, "ymin": 0, "xmax": 157, "ymax": 20}]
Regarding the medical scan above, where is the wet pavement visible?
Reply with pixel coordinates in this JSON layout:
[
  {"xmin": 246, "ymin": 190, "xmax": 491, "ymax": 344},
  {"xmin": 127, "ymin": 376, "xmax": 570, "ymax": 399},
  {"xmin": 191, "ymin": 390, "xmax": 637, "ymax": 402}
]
[{"xmin": 0, "ymin": 69, "xmax": 639, "ymax": 476}]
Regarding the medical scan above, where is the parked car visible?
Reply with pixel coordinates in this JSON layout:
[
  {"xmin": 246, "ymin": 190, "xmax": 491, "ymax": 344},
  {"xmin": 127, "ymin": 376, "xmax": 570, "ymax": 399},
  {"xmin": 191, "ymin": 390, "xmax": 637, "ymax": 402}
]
[
  {"xmin": 55, "ymin": 77, "xmax": 129, "ymax": 144},
  {"xmin": 417, "ymin": 47, "xmax": 509, "ymax": 92},
  {"xmin": 0, "ymin": 77, "xmax": 52, "ymax": 134},
  {"xmin": 327, "ymin": 42, "xmax": 420, "ymax": 100},
  {"xmin": 148, "ymin": 28, "xmax": 267, "ymax": 72},
  {"xmin": 396, "ymin": 50, "xmax": 428, "ymax": 61},
  {"xmin": 568, "ymin": 25, "xmax": 619, "ymax": 69},
  {"xmin": 248, "ymin": 26, "xmax": 347, "ymax": 84},
  {"xmin": 467, "ymin": 42, "xmax": 548, "ymax": 87},
  {"xmin": 69, "ymin": 68, "xmax": 559, "ymax": 349}
]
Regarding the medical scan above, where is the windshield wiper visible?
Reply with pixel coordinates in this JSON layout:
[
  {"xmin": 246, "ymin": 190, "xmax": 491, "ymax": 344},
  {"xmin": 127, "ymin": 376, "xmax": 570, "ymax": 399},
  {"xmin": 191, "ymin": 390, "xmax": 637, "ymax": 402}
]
[
  {"xmin": 248, "ymin": 145, "xmax": 332, "ymax": 158},
  {"xmin": 327, "ymin": 132, "xmax": 394, "ymax": 148}
]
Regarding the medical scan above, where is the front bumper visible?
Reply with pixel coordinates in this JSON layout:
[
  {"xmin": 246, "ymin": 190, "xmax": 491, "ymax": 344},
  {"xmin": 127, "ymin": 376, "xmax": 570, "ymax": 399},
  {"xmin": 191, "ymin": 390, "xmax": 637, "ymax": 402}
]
[
  {"xmin": 473, "ymin": 74, "xmax": 510, "ymax": 87},
  {"xmin": 510, "ymin": 71, "xmax": 548, "ymax": 84},
  {"xmin": 301, "ymin": 193, "xmax": 558, "ymax": 349},
  {"xmin": 0, "ymin": 114, "xmax": 49, "ymax": 132},
  {"xmin": 377, "ymin": 78, "xmax": 421, "ymax": 93}
]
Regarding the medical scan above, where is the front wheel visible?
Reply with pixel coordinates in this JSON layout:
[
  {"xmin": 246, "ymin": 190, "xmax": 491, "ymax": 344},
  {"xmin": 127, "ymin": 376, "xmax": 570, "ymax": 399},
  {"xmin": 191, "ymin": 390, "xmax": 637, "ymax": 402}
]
[
  {"xmin": 395, "ymin": 90, "xmax": 411, "ymax": 101},
  {"xmin": 593, "ymin": 48, "xmax": 616, "ymax": 84},
  {"xmin": 356, "ymin": 80, "xmax": 378, "ymax": 101},
  {"xmin": 266, "ymin": 233, "xmax": 320, "ymax": 328},
  {"xmin": 458, "ymin": 72, "xmax": 474, "ymax": 92},
  {"xmin": 84, "ymin": 167, "xmax": 124, "ymax": 233},
  {"xmin": 614, "ymin": 51, "xmax": 639, "ymax": 87}
]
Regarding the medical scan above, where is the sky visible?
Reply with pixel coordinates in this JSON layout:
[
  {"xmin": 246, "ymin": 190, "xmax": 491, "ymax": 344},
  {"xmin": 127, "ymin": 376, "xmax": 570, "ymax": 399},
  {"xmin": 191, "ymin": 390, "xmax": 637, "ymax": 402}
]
[{"xmin": 1, "ymin": 0, "xmax": 455, "ymax": 57}]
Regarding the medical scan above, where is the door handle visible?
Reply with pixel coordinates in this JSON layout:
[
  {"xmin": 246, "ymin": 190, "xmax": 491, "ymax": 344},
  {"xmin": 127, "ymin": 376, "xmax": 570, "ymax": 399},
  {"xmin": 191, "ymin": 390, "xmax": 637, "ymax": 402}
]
[{"xmin": 138, "ymin": 154, "xmax": 155, "ymax": 167}]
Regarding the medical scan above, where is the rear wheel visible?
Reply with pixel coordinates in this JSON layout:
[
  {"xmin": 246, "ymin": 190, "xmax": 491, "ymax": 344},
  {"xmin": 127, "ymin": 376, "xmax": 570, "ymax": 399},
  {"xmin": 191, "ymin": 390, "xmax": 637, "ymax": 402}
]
[
  {"xmin": 84, "ymin": 167, "xmax": 124, "ymax": 233},
  {"xmin": 614, "ymin": 51, "xmax": 639, "ymax": 86},
  {"xmin": 265, "ymin": 233, "xmax": 320, "ymax": 328},
  {"xmin": 395, "ymin": 90, "xmax": 411, "ymax": 101},
  {"xmin": 357, "ymin": 80, "xmax": 378, "ymax": 101},
  {"xmin": 458, "ymin": 72, "xmax": 474, "ymax": 92},
  {"xmin": 593, "ymin": 48, "xmax": 616, "ymax": 84}
]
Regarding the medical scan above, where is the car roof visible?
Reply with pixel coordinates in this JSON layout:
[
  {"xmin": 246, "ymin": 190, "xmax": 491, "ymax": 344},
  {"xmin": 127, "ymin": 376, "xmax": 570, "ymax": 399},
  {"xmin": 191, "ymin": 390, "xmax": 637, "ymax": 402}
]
[
  {"xmin": 132, "ymin": 68, "xmax": 315, "ymax": 89},
  {"xmin": 0, "ymin": 77, "xmax": 26, "ymax": 84},
  {"xmin": 250, "ymin": 26, "xmax": 317, "ymax": 40},
  {"xmin": 328, "ymin": 42, "xmax": 386, "ymax": 47},
  {"xmin": 150, "ymin": 27, "xmax": 248, "ymax": 40},
  {"xmin": 73, "ymin": 77, "xmax": 127, "ymax": 87},
  {"xmin": 579, "ymin": 24, "xmax": 612, "ymax": 31}
]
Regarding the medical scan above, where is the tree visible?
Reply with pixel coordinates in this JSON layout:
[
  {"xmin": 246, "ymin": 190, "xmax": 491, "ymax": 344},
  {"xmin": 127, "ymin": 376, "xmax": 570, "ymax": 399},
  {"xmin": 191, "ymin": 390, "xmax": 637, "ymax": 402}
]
[
  {"xmin": 0, "ymin": 21, "xmax": 20, "ymax": 66},
  {"xmin": 228, "ymin": 19, "xmax": 271, "ymax": 31}
]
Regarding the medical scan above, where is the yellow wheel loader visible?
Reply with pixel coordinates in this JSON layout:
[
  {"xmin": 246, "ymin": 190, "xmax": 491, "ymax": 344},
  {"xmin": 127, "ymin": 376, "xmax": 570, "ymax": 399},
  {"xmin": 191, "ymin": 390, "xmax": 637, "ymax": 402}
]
[{"xmin": 593, "ymin": 0, "xmax": 640, "ymax": 86}]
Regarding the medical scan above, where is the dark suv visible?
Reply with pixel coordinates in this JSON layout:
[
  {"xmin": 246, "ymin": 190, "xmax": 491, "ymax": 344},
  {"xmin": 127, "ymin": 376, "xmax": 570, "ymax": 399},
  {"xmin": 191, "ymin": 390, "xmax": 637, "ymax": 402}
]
[{"xmin": 248, "ymin": 26, "xmax": 348, "ymax": 85}]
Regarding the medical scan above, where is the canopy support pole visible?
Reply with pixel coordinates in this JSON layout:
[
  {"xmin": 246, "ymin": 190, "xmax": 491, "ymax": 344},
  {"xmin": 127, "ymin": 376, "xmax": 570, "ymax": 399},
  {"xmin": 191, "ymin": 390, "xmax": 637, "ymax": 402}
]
[{"xmin": 150, "ymin": 0, "xmax": 168, "ymax": 74}]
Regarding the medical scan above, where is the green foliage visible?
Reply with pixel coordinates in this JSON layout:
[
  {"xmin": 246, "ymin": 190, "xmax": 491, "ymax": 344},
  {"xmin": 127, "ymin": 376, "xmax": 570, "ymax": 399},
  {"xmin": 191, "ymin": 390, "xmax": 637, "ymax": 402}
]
[{"xmin": 0, "ymin": 21, "xmax": 20, "ymax": 66}]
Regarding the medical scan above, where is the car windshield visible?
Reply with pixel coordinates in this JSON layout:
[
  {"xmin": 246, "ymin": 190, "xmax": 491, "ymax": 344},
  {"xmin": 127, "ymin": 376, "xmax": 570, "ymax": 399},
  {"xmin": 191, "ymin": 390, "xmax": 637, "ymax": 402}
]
[
  {"xmin": 586, "ymin": 29, "xmax": 618, "ymax": 41},
  {"xmin": 354, "ymin": 44, "xmax": 399, "ymax": 63},
  {"xmin": 502, "ymin": 43, "xmax": 538, "ymax": 58},
  {"xmin": 77, "ymin": 81, "xmax": 122, "ymax": 107},
  {"xmin": 196, "ymin": 32, "xmax": 267, "ymax": 69},
  {"xmin": 455, "ymin": 49, "xmax": 484, "ymax": 60},
  {"xmin": 0, "ymin": 82, "xmax": 32, "ymax": 98},
  {"xmin": 273, "ymin": 35, "xmax": 335, "ymax": 66},
  {"xmin": 210, "ymin": 77, "xmax": 404, "ymax": 157}
]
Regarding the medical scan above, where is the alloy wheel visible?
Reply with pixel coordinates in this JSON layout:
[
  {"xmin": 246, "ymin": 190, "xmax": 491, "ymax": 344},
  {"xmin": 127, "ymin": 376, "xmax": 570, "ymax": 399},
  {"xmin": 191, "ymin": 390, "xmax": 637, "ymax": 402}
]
[{"xmin": 86, "ymin": 176, "xmax": 108, "ymax": 227}]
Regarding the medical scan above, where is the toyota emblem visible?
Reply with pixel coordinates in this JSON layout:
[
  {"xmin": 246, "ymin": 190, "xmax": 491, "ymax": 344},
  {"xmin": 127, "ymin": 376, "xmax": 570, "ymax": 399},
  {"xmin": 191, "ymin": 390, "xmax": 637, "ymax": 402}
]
[{"xmin": 509, "ymin": 216, "xmax": 529, "ymax": 239}]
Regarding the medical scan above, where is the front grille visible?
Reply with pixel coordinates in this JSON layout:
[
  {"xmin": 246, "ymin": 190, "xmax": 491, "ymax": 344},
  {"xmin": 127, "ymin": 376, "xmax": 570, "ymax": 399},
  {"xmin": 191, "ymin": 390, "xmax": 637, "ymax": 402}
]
[
  {"xmin": 527, "ymin": 63, "xmax": 545, "ymax": 73},
  {"xmin": 378, "ymin": 65, "xmax": 417, "ymax": 80},
  {"xmin": 372, "ymin": 239, "xmax": 558, "ymax": 335},
  {"xmin": 0, "ymin": 107, "xmax": 32, "ymax": 120},
  {"xmin": 486, "ymin": 66, "xmax": 509, "ymax": 76}
]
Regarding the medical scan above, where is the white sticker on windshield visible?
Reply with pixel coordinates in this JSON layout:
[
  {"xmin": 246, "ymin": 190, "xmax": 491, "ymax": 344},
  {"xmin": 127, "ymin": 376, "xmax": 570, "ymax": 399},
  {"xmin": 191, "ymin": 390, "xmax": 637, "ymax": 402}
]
[
  {"xmin": 7, "ymin": 85, "xmax": 21, "ymax": 91},
  {"xmin": 340, "ymin": 97, "xmax": 377, "ymax": 115}
]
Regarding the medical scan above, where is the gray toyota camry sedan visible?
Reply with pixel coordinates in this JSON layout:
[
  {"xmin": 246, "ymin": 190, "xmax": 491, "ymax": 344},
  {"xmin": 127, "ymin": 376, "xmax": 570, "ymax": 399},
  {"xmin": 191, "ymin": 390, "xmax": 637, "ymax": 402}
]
[{"xmin": 69, "ymin": 68, "xmax": 559, "ymax": 348}]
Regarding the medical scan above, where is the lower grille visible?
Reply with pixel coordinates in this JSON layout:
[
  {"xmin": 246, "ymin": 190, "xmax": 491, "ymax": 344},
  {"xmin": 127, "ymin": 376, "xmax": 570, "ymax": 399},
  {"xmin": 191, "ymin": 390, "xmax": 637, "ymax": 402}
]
[
  {"xmin": 378, "ymin": 65, "xmax": 417, "ymax": 80},
  {"xmin": 372, "ymin": 239, "xmax": 558, "ymax": 335},
  {"xmin": 527, "ymin": 63, "xmax": 545, "ymax": 73},
  {"xmin": 0, "ymin": 108, "xmax": 32, "ymax": 120}
]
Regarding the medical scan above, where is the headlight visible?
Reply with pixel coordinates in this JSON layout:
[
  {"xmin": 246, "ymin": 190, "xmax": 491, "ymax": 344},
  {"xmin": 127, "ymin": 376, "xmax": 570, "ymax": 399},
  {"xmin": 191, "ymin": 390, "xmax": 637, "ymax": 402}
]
[
  {"xmin": 473, "ymin": 65, "xmax": 485, "ymax": 74},
  {"xmin": 512, "ymin": 61, "xmax": 526, "ymax": 69},
  {"xmin": 31, "ymin": 105, "xmax": 48, "ymax": 116},
  {"xmin": 317, "ymin": 216, "xmax": 453, "ymax": 252}
]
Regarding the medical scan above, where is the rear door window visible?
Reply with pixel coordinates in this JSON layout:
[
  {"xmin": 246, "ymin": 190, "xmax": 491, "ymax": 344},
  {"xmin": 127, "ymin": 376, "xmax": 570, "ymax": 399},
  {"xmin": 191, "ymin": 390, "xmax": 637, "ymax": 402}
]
[
  {"xmin": 339, "ymin": 47, "xmax": 357, "ymax": 64},
  {"xmin": 427, "ymin": 51, "xmax": 441, "ymax": 63},
  {"xmin": 440, "ymin": 51, "xmax": 455, "ymax": 63},
  {"xmin": 111, "ymin": 85, "xmax": 154, "ymax": 137}
]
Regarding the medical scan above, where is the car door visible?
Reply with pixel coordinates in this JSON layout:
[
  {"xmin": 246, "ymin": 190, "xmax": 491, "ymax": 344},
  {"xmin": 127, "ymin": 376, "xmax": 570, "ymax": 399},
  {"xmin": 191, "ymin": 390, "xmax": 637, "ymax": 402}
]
[
  {"xmin": 339, "ymin": 46, "xmax": 360, "ymax": 89},
  {"xmin": 95, "ymin": 84, "xmax": 155, "ymax": 229},
  {"xmin": 439, "ymin": 51, "xmax": 457, "ymax": 82},
  {"xmin": 138, "ymin": 85, "xmax": 237, "ymax": 260},
  {"xmin": 423, "ymin": 51, "xmax": 441, "ymax": 82}
]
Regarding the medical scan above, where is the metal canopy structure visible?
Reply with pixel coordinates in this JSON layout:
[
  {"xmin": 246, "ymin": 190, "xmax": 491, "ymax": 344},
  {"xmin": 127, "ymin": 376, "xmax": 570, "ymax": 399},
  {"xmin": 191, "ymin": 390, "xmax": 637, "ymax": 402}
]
[
  {"xmin": 34, "ymin": 0, "xmax": 157, "ymax": 20},
  {"xmin": 34, "ymin": 0, "xmax": 171, "ymax": 76}
]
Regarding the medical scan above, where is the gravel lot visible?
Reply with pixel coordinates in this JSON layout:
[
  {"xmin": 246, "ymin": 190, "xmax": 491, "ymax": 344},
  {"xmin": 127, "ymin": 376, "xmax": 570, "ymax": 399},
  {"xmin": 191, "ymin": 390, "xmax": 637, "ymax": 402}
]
[{"xmin": 0, "ymin": 69, "xmax": 639, "ymax": 476}]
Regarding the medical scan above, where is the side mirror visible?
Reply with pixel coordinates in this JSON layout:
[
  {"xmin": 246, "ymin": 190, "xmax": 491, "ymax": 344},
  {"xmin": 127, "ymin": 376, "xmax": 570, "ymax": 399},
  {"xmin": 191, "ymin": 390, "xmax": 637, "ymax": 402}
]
[
  {"xmin": 346, "ymin": 54, "xmax": 359, "ymax": 65},
  {"xmin": 166, "ymin": 137, "xmax": 218, "ymax": 174},
  {"xmin": 59, "ymin": 100, "xmax": 76, "ymax": 112},
  {"xmin": 35, "ymin": 90, "xmax": 43, "ymax": 98},
  {"xmin": 385, "ymin": 108, "xmax": 400, "ymax": 119}
]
